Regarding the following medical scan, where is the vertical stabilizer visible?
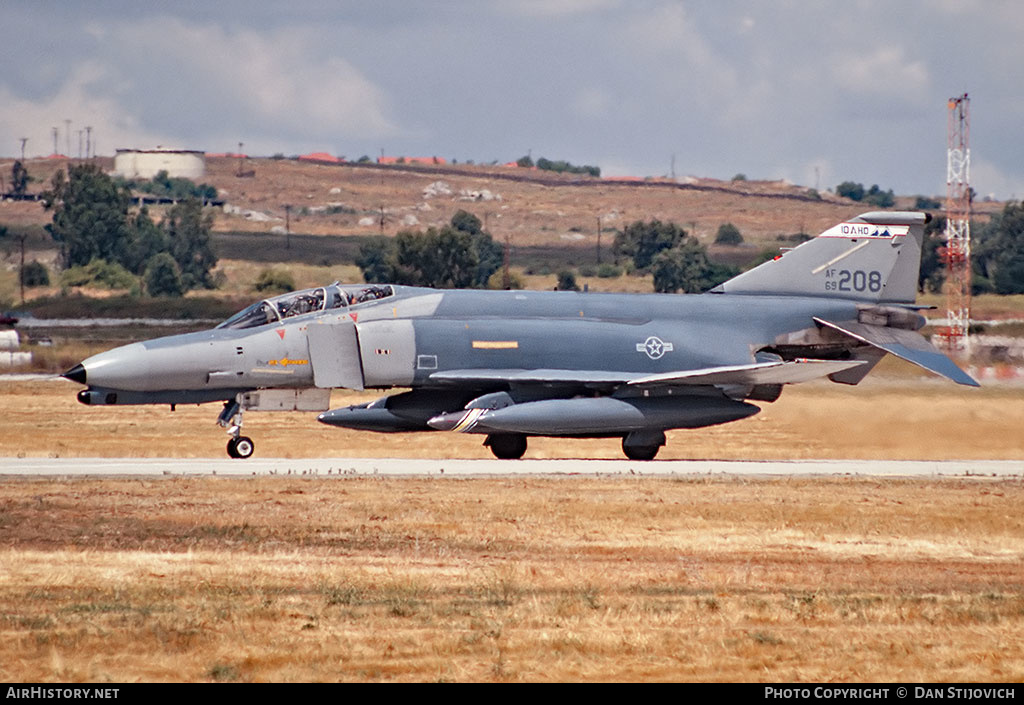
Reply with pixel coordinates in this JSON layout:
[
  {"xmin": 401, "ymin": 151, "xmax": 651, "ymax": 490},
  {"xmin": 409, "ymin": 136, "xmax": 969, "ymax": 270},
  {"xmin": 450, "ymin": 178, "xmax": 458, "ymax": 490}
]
[{"xmin": 711, "ymin": 212, "xmax": 928, "ymax": 303}]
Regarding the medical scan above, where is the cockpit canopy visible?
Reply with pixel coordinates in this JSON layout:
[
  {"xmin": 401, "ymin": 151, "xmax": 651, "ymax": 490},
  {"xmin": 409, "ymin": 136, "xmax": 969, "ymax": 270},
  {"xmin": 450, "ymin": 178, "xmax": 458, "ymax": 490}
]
[{"xmin": 217, "ymin": 284, "xmax": 394, "ymax": 330}]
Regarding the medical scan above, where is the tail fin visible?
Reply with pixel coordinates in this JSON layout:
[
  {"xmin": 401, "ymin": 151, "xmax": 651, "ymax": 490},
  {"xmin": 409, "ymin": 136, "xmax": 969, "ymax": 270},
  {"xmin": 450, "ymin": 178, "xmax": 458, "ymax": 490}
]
[{"xmin": 711, "ymin": 211, "xmax": 928, "ymax": 303}]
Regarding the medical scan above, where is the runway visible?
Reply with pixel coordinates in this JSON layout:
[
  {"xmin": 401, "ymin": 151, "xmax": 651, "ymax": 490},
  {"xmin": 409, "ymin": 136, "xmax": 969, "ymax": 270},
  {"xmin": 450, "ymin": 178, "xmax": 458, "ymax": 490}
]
[{"xmin": 1, "ymin": 457, "xmax": 1021, "ymax": 477}]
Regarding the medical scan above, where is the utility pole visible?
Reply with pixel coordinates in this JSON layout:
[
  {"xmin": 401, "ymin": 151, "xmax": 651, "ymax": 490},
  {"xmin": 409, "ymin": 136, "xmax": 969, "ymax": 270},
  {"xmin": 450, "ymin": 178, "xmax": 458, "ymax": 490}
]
[
  {"xmin": 19, "ymin": 138, "xmax": 27, "ymax": 161},
  {"xmin": 64, "ymin": 119, "xmax": 71, "ymax": 157},
  {"xmin": 284, "ymin": 204, "xmax": 292, "ymax": 250},
  {"xmin": 51, "ymin": 127, "xmax": 58, "ymax": 156},
  {"xmin": 19, "ymin": 233, "xmax": 27, "ymax": 304},
  {"xmin": 502, "ymin": 234, "xmax": 511, "ymax": 289},
  {"xmin": 596, "ymin": 215, "xmax": 603, "ymax": 264},
  {"xmin": 85, "ymin": 127, "xmax": 92, "ymax": 159}
]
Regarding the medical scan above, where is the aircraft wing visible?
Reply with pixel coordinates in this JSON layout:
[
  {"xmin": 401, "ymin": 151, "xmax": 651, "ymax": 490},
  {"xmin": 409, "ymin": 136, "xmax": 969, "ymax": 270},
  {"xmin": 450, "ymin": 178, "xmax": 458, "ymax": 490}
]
[
  {"xmin": 626, "ymin": 359, "xmax": 867, "ymax": 386},
  {"xmin": 813, "ymin": 317, "xmax": 979, "ymax": 387},
  {"xmin": 429, "ymin": 358, "xmax": 867, "ymax": 388}
]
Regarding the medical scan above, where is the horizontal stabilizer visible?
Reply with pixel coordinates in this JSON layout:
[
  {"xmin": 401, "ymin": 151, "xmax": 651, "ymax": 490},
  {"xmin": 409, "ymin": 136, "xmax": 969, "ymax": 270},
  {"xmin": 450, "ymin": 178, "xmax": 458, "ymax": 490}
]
[
  {"xmin": 813, "ymin": 317, "xmax": 979, "ymax": 387},
  {"xmin": 627, "ymin": 359, "xmax": 867, "ymax": 387}
]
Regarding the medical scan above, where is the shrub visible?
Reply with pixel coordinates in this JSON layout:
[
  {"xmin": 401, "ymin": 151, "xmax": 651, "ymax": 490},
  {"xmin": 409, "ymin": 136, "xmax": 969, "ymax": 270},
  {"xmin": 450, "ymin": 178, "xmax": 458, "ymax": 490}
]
[
  {"xmin": 254, "ymin": 268, "xmax": 296, "ymax": 295},
  {"xmin": 20, "ymin": 261, "xmax": 50, "ymax": 287},
  {"xmin": 556, "ymin": 270, "xmax": 580, "ymax": 291},
  {"xmin": 61, "ymin": 259, "xmax": 137, "ymax": 290},
  {"xmin": 714, "ymin": 223, "xmax": 744, "ymax": 245}
]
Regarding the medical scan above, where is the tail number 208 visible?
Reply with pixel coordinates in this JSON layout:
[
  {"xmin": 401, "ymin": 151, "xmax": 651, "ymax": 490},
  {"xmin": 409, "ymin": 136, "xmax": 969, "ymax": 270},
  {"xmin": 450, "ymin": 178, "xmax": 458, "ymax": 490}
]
[{"xmin": 824, "ymin": 269, "xmax": 883, "ymax": 293}]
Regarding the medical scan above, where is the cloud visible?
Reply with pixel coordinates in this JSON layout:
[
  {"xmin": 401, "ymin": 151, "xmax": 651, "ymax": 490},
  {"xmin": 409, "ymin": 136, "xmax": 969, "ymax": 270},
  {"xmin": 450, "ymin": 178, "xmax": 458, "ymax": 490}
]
[
  {"xmin": 107, "ymin": 17, "xmax": 401, "ymax": 144},
  {"xmin": 0, "ymin": 61, "xmax": 172, "ymax": 158},
  {"xmin": 503, "ymin": 0, "xmax": 620, "ymax": 18},
  {"xmin": 831, "ymin": 46, "xmax": 930, "ymax": 103},
  {"xmin": 971, "ymin": 157, "xmax": 1024, "ymax": 202},
  {"xmin": 572, "ymin": 87, "xmax": 612, "ymax": 119},
  {"xmin": 0, "ymin": 15, "xmax": 404, "ymax": 157}
]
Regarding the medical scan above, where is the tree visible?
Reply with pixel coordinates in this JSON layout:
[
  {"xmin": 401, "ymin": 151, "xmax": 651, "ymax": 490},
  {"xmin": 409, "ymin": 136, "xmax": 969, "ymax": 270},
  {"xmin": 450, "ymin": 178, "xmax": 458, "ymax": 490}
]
[
  {"xmin": 864, "ymin": 184, "xmax": 895, "ymax": 208},
  {"xmin": 714, "ymin": 223, "xmax": 743, "ymax": 245},
  {"xmin": 144, "ymin": 253, "xmax": 185, "ymax": 297},
  {"xmin": 613, "ymin": 220, "xmax": 685, "ymax": 270},
  {"xmin": 975, "ymin": 202, "xmax": 1024, "ymax": 294},
  {"xmin": 42, "ymin": 163, "xmax": 132, "ymax": 268},
  {"xmin": 10, "ymin": 160, "xmax": 28, "ymax": 196},
  {"xmin": 836, "ymin": 180, "xmax": 894, "ymax": 207},
  {"xmin": 836, "ymin": 181, "xmax": 866, "ymax": 202},
  {"xmin": 652, "ymin": 239, "xmax": 720, "ymax": 293},
  {"xmin": 450, "ymin": 210, "xmax": 504, "ymax": 287},
  {"xmin": 122, "ymin": 207, "xmax": 169, "ymax": 276},
  {"xmin": 393, "ymin": 227, "xmax": 478, "ymax": 288},
  {"xmin": 163, "ymin": 198, "xmax": 217, "ymax": 290},
  {"xmin": 918, "ymin": 216, "xmax": 946, "ymax": 294},
  {"xmin": 355, "ymin": 211, "xmax": 503, "ymax": 289},
  {"xmin": 355, "ymin": 239, "xmax": 395, "ymax": 284}
]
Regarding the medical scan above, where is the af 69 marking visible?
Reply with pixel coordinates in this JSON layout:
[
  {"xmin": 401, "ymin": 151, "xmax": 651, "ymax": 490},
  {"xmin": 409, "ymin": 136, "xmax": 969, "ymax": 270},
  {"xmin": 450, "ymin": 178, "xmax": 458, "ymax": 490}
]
[{"xmin": 824, "ymin": 269, "xmax": 882, "ymax": 293}]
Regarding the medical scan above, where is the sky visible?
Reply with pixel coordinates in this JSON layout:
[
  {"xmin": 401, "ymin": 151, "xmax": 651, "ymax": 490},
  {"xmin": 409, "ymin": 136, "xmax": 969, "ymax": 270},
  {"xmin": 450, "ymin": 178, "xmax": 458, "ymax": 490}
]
[{"xmin": 2, "ymin": 1, "xmax": 1022, "ymax": 199}]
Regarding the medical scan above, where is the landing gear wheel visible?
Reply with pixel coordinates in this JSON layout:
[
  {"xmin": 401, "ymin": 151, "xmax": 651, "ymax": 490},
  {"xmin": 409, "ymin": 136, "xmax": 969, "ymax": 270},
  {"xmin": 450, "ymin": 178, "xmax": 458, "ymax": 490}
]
[
  {"xmin": 486, "ymin": 433, "xmax": 527, "ymax": 460},
  {"xmin": 227, "ymin": 436, "xmax": 255, "ymax": 459},
  {"xmin": 622, "ymin": 442, "xmax": 660, "ymax": 461}
]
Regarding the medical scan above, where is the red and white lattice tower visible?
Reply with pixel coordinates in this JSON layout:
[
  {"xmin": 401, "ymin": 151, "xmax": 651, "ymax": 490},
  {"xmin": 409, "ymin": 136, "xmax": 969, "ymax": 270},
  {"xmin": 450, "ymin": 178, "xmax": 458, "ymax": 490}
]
[{"xmin": 941, "ymin": 94, "xmax": 971, "ymax": 352}]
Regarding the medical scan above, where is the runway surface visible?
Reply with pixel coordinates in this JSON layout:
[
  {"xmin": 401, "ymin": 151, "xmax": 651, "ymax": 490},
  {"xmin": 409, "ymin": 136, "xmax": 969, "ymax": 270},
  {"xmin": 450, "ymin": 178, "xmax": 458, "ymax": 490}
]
[{"xmin": 1, "ymin": 457, "xmax": 1021, "ymax": 477}]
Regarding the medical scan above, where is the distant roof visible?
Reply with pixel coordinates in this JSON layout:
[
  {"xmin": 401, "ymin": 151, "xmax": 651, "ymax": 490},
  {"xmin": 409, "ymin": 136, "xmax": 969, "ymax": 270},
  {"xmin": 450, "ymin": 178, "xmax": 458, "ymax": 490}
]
[
  {"xmin": 298, "ymin": 152, "xmax": 342, "ymax": 163},
  {"xmin": 115, "ymin": 148, "xmax": 205, "ymax": 156}
]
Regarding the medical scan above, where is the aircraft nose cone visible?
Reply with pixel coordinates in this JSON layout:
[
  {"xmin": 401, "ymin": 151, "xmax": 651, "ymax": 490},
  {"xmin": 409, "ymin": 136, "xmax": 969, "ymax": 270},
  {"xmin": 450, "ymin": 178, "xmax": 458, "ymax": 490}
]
[{"xmin": 63, "ymin": 363, "xmax": 87, "ymax": 384}]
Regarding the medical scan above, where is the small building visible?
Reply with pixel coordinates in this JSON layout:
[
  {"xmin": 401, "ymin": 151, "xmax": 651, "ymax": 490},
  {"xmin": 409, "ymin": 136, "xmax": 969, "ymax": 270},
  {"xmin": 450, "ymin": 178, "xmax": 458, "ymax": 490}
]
[{"xmin": 113, "ymin": 148, "xmax": 206, "ymax": 180}]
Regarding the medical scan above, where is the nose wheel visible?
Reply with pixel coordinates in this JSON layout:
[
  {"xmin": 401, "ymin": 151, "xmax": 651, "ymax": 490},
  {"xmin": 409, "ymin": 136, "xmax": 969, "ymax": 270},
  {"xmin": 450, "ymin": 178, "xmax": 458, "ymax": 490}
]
[
  {"xmin": 227, "ymin": 436, "xmax": 255, "ymax": 459},
  {"xmin": 219, "ymin": 397, "xmax": 255, "ymax": 459}
]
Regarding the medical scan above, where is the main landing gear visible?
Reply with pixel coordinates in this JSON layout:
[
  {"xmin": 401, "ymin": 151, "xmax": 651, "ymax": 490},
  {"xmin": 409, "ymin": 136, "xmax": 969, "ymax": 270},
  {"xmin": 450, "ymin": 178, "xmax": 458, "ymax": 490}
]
[
  {"xmin": 485, "ymin": 433, "xmax": 527, "ymax": 460},
  {"xmin": 482, "ymin": 432, "xmax": 667, "ymax": 460},
  {"xmin": 621, "ymin": 430, "xmax": 666, "ymax": 461},
  {"xmin": 219, "ymin": 398, "xmax": 255, "ymax": 459}
]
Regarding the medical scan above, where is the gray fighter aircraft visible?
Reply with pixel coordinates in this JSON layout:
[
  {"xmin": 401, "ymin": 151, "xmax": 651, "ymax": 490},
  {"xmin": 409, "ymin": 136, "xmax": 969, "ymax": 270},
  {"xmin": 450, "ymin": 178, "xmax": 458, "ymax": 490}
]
[{"xmin": 63, "ymin": 211, "xmax": 977, "ymax": 460}]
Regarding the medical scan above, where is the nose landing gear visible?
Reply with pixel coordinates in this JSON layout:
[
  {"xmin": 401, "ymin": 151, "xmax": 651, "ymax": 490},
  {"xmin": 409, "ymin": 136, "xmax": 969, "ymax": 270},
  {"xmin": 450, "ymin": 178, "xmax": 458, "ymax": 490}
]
[
  {"xmin": 227, "ymin": 435, "xmax": 255, "ymax": 459},
  {"xmin": 219, "ymin": 398, "xmax": 255, "ymax": 459}
]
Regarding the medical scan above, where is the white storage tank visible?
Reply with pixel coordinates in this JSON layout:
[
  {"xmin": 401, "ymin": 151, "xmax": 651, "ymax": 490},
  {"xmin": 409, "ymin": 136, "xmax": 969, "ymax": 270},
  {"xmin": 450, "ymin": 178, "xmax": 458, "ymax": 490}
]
[{"xmin": 113, "ymin": 148, "xmax": 206, "ymax": 180}]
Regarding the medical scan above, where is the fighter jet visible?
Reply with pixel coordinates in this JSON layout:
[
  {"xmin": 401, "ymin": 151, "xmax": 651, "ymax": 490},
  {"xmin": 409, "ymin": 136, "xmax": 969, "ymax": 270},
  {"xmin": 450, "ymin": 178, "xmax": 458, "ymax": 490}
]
[{"xmin": 63, "ymin": 211, "xmax": 977, "ymax": 460}]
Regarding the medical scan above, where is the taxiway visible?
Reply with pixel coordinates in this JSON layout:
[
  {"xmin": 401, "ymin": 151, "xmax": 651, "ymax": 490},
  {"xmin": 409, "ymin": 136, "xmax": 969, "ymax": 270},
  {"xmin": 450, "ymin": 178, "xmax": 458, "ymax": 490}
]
[{"xmin": 0, "ymin": 457, "xmax": 1020, "ymax": 477}]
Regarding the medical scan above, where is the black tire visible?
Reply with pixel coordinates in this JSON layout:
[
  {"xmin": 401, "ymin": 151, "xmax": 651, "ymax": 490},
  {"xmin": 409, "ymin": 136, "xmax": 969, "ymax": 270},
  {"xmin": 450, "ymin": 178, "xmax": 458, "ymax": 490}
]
[
  {"xmin": 622, "ymin": 442, "xmax": 659, "ymax": 461},
  {"xmin": 228, "ymin": 436, "xmax": 255, "ymax": 459},
  {"xmin": 486, "ymin": 433, "xmax": 527, "ymax": 460}
]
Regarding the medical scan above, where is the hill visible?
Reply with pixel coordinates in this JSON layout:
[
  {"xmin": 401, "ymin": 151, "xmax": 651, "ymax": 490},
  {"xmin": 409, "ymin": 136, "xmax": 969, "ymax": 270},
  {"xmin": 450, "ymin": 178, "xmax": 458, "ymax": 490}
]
[{"xmin": 7, "ymin": 154, "xmax": 996, "ymax": 254}]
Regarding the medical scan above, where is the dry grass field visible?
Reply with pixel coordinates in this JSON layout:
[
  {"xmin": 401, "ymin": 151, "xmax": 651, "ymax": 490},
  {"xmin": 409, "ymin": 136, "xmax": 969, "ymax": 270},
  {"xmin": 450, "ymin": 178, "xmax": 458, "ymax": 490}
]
[
  {"xmin": 0, "ymin": 374, "xmax": 1022, "ymax": 682},
  {"xmin": 0, "ymin": 474, "xmax": 1022, "ymax": 682}
]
